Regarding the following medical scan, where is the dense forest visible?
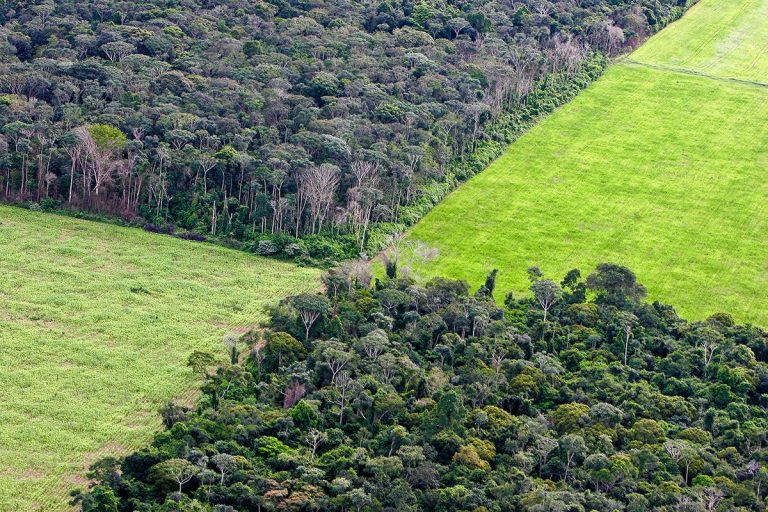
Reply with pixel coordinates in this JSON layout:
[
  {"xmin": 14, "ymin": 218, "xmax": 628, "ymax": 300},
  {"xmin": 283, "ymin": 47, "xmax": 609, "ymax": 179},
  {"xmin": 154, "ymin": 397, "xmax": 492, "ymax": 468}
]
[
  {"xmin": 0, "ymin": 0, "xmax": 688, "ymax": 260},
  {"xmin": 73, "ymin": 262, "xmax": 768, "ymax": 511}
]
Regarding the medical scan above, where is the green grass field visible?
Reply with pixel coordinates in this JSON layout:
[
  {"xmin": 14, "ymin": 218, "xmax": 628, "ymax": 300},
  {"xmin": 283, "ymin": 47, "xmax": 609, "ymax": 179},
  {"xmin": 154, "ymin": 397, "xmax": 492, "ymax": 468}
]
[
  {"xmin": 0, "ymin": 206, "xmax": 319, "ymax": 510},
  {"xmin": 405, "ymin": 0, "xmax": 768, "ymax": 326},
  {"xmin": 632, "ymin": 0, "xmax": 768, "ymax": 83}
]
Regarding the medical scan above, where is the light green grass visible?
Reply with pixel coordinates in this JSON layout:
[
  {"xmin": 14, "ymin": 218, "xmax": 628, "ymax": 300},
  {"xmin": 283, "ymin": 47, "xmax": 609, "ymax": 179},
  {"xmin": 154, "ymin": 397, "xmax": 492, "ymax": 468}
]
[
  {"xmin": 632, "ymin": 0, "xmax": 768, "ymax": 83},
  {"xmin": 0, "ymin": 206, "xmax": 319, "ymax": 511},
  {"xmin": 405, "ymin": 58, "xmax": 768, "ymax": 325}
]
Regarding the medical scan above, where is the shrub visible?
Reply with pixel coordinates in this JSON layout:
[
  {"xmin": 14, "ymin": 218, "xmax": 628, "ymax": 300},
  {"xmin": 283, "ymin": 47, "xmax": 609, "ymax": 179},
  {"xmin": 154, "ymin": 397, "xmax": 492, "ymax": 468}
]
[
  {"xmin": 143, "ymin": 223, "xmax": 175, "ymax": 235},
  {"xmin": 256, "ymin": 240, "xmax": 279, "ymax": 255},
  {"xmin": 177, "ymin": 231, "xmax": 207, "ymax": 242}
]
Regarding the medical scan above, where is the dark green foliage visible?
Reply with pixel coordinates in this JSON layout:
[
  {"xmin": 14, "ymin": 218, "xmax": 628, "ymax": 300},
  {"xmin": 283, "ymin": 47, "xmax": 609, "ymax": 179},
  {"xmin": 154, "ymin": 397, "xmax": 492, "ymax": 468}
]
[
  {"xmin": 76, "ymin": 264, "xmax": 768, "ymax": 511},
  {"xmin": 69, "ymin": 485, "xmax": 118, "ymax": 512},
  {"xmin": 383, "ymin": 252, "xmax": 398, "ymax": 280},
  {"xmin": 476, "ymin": 268, "xmax": 498, "ymax": 298},
  {"xmin": 0, "ymin": 0, "xmax": 685, "ymax": 261},
  {"xmin": 587, "ymin": 263, "xmax": 648, "ymax": 307},
  {"xmin": 187, "ymin": 351, "xmax": 215, "ymax": 377}
]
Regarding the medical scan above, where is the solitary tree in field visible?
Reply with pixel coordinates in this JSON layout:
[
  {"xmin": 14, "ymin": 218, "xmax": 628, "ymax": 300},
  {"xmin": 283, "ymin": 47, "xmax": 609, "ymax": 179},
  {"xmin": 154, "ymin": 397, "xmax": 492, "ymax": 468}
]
[
  {"xmin": 382, "ymin": 232, "xmax": 406, "ymax": 280},
  {"xmin": 477, "ymin": 268, "xmax": 499, "ymax": 297},
  {"xmin": 409, "ymin": 240, "xmax": 439, "ymax": 277}
]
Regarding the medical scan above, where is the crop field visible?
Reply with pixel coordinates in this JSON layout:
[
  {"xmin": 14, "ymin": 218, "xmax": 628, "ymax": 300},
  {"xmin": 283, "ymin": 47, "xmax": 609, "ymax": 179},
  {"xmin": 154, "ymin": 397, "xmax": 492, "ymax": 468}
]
[
  {"xmin": 0, "ymin": 206, "xmax": 319, "ymax": 510},
  {"xmin": 405, "ymin": 0, "xmax": 768, "ymax": 326}
]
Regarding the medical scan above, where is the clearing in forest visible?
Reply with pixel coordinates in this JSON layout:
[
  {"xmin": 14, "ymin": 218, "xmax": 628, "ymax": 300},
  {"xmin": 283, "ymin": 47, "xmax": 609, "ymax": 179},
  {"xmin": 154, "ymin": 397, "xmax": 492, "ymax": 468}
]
[
  {"xmin": 0, "ymin": 205, "xmax": 319, "ymax": 511},
  {"xmin": 404, "ymin": 0, "xmax": 768, "ymax": 326}
]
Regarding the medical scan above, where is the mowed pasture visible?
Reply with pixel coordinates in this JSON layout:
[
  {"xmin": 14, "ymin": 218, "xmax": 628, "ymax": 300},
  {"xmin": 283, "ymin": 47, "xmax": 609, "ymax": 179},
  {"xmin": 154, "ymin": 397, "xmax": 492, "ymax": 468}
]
[
  {"xmin": 0, "ymin": 206, "xmax": 319, "ymax": 510},
  {"xmin": 405, "ymin": 0, "xmax": 768, "ymax": 326},
  {"xmin": 631, "ymin": 0, "xmax": 768, "ymax": 83}
]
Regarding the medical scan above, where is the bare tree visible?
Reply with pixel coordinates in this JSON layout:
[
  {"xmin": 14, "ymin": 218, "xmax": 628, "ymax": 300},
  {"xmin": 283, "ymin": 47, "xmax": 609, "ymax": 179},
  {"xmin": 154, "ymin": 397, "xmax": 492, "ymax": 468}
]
[
  {"xmin": 74, "ymin": 126, "xmax": 124, "ymax": 197},
  {"xmin": 465, "ymin": 103, "xmax": 491, "ymax": 151},
  {"xmin": 700, "ymin": 487, "xmax": 723, "ymax": 512},
  {"xmin": 616, "ymin": 312, "xmax": 639, "ymax": 365},
  {"xmin": 300, "ymin": 164, "xmax": 339, "ymax": 234},
  {"xmin": 283, "ymin": 380, "xmax": 306, "ymax": 408},
  {"xmin": 347, "ymin": 161, "xmax": 381, "ymax": 250},
  {"xmin": 305, "ymin": 428, "xmax": 326, "ymax": 461},
  {"xmin": 65, "ymin": 142, "xmax": 83, "ymax": 204},
  {"xmin": 333, "ymin": 371, "xmax": 354, "ymax": 426},
  {"xmin": 549, "ymin": 36, "xmax": 587, "ymax": 75},
  {"xmin": 351, "ymin": 160, "xmax": 380, "ymax": 188},
  {"xmin": 293, "ymin": 169, "xmax": 309, "ymax": 236},
  {"xmin": 702, "ymin": 335, "xmax": 720, "ymax": 370},
  {"xmin": 409, "ymin": 241, "xmax": 439, "ymax": 277},
  {"xmin": 197, "ymin": 155, "xmax": 216, "ymax": 194},
  {"xmin": 591, "ymin": 20, "xmax": 626, "ymax": 56},
  {"xmin": 490, "ymin": 341, "xmax": 508, "ymax": 374},
  {"xmin": 339, "ymin": 258, "xmax": 373, "ymax": 291}
]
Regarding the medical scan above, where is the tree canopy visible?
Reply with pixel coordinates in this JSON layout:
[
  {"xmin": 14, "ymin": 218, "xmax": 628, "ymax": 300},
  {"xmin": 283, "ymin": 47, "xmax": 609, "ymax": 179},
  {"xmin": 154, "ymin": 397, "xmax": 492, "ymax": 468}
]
[
  {"xmin": 0, "ymin": 0, "xmax": 687, "ymax": 261},
  {"xmin": 74, "ymin": 262, "xmax": 768, "ymax": 511}
]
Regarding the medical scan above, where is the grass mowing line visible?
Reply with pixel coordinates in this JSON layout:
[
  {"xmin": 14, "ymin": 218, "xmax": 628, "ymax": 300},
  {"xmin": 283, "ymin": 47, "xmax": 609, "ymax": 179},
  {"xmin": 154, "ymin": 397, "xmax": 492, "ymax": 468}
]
[
  {"xmin": 680, "ymin": 0, "xmax": 744, "ymax": 70},
  {"xmin": 403, "ymin": 62, "xmax": 768, "ymax": 326},
  {"xmin": 0, "ymin": 205, "xmax": 320, "ymax": 511},
  {"xmin": 622, "ymin": 58, "xmax": 768, "ymax": 88},
  {"xmin": 632, "ymin": 0, "xmax": 768, "ymax": 82}
]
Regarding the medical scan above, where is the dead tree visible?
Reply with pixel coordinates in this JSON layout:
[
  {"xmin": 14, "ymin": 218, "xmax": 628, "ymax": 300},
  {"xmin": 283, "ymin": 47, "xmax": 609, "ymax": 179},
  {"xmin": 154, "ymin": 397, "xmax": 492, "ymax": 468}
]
[{"xmin": 300, "ymin": 163, "xmax": 339, "ymax": 235}]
